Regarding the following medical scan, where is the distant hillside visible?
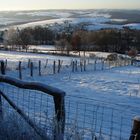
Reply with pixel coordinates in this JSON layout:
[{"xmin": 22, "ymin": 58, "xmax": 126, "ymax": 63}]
[{"xmin": 0, "ymin": 9, "xmax": 140, "ymax": 30}]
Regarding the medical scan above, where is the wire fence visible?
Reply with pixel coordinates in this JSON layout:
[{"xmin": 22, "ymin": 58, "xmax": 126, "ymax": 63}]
[
  {"xmin": 0, "ymin": 86, "xmax": 55, "ymax": 139},
  {"xmin": 1, "ymin": 58, "xmax": 132, "ymax": 79},
  {"xmin": 0, "ymin": 76, "xmax": 65, "ymax": 140},
  {"xmin": 65, "ymin": 95, "xmax": 140, "ymax": 140},
  {"xmin": 0, "ymin": 76, "xmax": 139, "ymax": 140}
]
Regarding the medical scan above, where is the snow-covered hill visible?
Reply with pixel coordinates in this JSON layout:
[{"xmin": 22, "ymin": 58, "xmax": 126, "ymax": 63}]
[{"xmin": 0, "ymin": 10, "xmax": 140, "ymax": 31}]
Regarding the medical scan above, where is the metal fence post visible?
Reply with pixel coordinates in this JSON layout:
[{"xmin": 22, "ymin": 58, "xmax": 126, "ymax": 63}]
[{"xmin": 129, "ymin": 116, "xmax": 140, "ymax": 140}]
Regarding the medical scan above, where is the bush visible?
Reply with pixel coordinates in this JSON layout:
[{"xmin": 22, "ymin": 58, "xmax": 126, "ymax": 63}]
[
  {"xmin": 127, "ymin": 49, "xmax": 137, "ymax": 58},
  {"xmin": 107, "ymin": 53, "xmax": 118, "ymax": 61}
]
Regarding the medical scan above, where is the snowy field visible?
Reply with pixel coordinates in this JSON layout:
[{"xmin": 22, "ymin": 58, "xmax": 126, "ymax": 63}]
[
  {"xmin": 10, "ymin": 16, "xmax": 140, "ymax": 31},
  {"xmin": 0, "ymin": 51, "xmax": 140, "ymax": 139}
]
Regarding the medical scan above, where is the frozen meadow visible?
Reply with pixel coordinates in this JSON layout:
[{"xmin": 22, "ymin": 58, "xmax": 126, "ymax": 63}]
[{"xmin": 0, "ymin": 50, "xmax": 140, "ymax": 140}]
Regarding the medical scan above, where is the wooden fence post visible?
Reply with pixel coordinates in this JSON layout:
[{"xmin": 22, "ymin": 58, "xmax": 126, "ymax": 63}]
[
  {"xmin": 53, "ymin": 61, "xmax": 56, "ymax": 74},
  {"xmin": 84, "ymin": 60, "xmax": 86, "ymax": 71},
  {"xmin": 44, "ymin": 59, "xmax": 48, "ymax": 68},
  {"xmin": 72, "ymin": 61, "xmax": 75, "ymax": 72},
  {"xmin": 53, "ymin": 96, "xmax": 65, "ymax": 140},
  {"xmin": 94, "ymin": 60, "xmax": 96, "ymax": 71},
  {"xmin": 80, "ymin": 61, "xmax": 83, "ymax": 72},
  {"xmin": 28, "ymin": 59, "xmax": 31, "ymax": 68},
  {"xmin": 0, "ymin": 61, "xmax": 5, "ymax": 75},
  {"xmin": 19, "ymin": 61, "xmax": 22, "ymax": 79},
  {"xmin": 5, "ymin": 59, "xmax": 7, "ymax": 70},
  {"xmin": 0, "ymin": 93, "xmax": 3, "ymax": 121},
  {"xmin": 75, "ymin": 60, "xmax": 78, "ymax": 72},
  {"xmin": 39, "ymin": 60, "xmax": 41, "ymax": 76},
  {"xmin": 58, "ymin": 60, "xmax": 61, "ymax": 73},
  {"xmin": 129, "ymin": 116, "xmax": 140, "ymax": 140},
  {"xmin": 30, "ymin": 62, "xmax": 33, "ymax": 77}
]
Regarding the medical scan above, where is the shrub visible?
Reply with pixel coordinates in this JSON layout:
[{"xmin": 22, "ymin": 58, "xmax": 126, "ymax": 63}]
[{"xmin": 107, "ymin": 53, "xmax": 118, "ymax": 61}]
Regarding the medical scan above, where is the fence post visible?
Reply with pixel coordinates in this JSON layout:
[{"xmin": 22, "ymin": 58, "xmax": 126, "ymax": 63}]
[
  {"xmin": 80, "ymin": 61, "xmax": 83, "ymax": 72},
  {"xmin": 39, "ymin": 60, "xmax": 41, "ymax": 76},
  {"xmin": 75, "ymin": 60, "xmax": 78, "ymax": 72},
  {"xmin": 53, "ymin": 61, "xmax": 56, "ymax": 74},
  {"xmin": 129, "ymin": 116, "xmax": 140, "ymax": 140},
  {"xmin": 30, "ymin": 62, "xmax": 33, "ymax": 77},
  {"xmin": 19, "ymin": 61, "xmax": 22, "ymax": 79},
  {"xmin": 53, "ymin": 95, "xmax": 65, "ymax": 140},
  {"xmin": 0, "ymin": 61, "xmax": 5, "ymax": 75},
  {"xmin": 28, "ymin": 59, "xmax": 31, "ymax": 68},
  {"xmin": 44, "ymin": 59, "xmax": 48, "ymax": 68},
  {"xmin": 5, "ymin": 59, "xmax": 7, "ymax": 70},
  {"xmin": 84, "ymin": 60, "xmax": 86, "ymax": 71},
  {"xmin": 72, "ymin": 61, "xmax": 75, "ymax": 72},
  {"xmin": 0, "ymin": 92, "xmax": 3, "ymax": 121},
  {"xmin": 94, "ymin": 60, "xmax": 96, "ymax": 71},
  {"xmin": 58, "ymin": 60, "xmax": 61, "ymax": 73}
]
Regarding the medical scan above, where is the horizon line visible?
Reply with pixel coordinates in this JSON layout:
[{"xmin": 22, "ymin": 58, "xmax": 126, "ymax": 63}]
[{"xmin": 0, "ymin": 8, "xmax": 140, "ymax": 12}]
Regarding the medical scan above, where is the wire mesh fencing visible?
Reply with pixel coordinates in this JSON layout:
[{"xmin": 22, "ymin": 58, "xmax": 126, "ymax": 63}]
[
  {"xmin": 0, "ymin": 76, "xmax": 138, "ymax": 140},
  {"xmin": 0, "ymin": 75, "xmax": 65, "ymax": 140},
  {"xmin": 65, "ymin": 95, "xmax": 140, "ymax": 140}
]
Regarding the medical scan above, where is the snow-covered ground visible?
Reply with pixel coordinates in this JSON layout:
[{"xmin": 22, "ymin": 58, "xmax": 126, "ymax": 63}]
[
  {"xmin": 15, "ymin": 17, "xmax": 140, "ymax": 31},
  {"xmin": 0, "ymin": 51, "xmax": 140, "ymax": 139}
]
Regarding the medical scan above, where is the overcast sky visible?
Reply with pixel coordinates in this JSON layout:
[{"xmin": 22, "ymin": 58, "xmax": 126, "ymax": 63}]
[{"xmin": 0, "ymin": 0, "xmax": 140, "ymax": 11}]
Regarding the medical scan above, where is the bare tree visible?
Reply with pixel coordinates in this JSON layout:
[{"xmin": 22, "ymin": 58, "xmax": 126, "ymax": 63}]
[{"xmin": 3, "ymin": 28, "xmax": 20, "ymax": 50}]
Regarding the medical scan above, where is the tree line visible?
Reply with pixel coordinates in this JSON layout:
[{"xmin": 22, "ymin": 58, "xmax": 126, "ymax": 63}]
[
  {"xmin": 0, "ymin": 26, "xmax": 140, "ymax": 54},
  {"xmin": 2, "ymin": 26, "xmax": 54, "ymax": 51},
  {"xmin": 56, "ymin": 28, "xmax": 140, "ymax": 54}
]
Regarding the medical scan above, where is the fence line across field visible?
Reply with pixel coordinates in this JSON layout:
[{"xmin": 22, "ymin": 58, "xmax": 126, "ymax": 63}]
[{"xmin": 0, "ymin": 58, "xmax": 131, "ymax": 79}]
